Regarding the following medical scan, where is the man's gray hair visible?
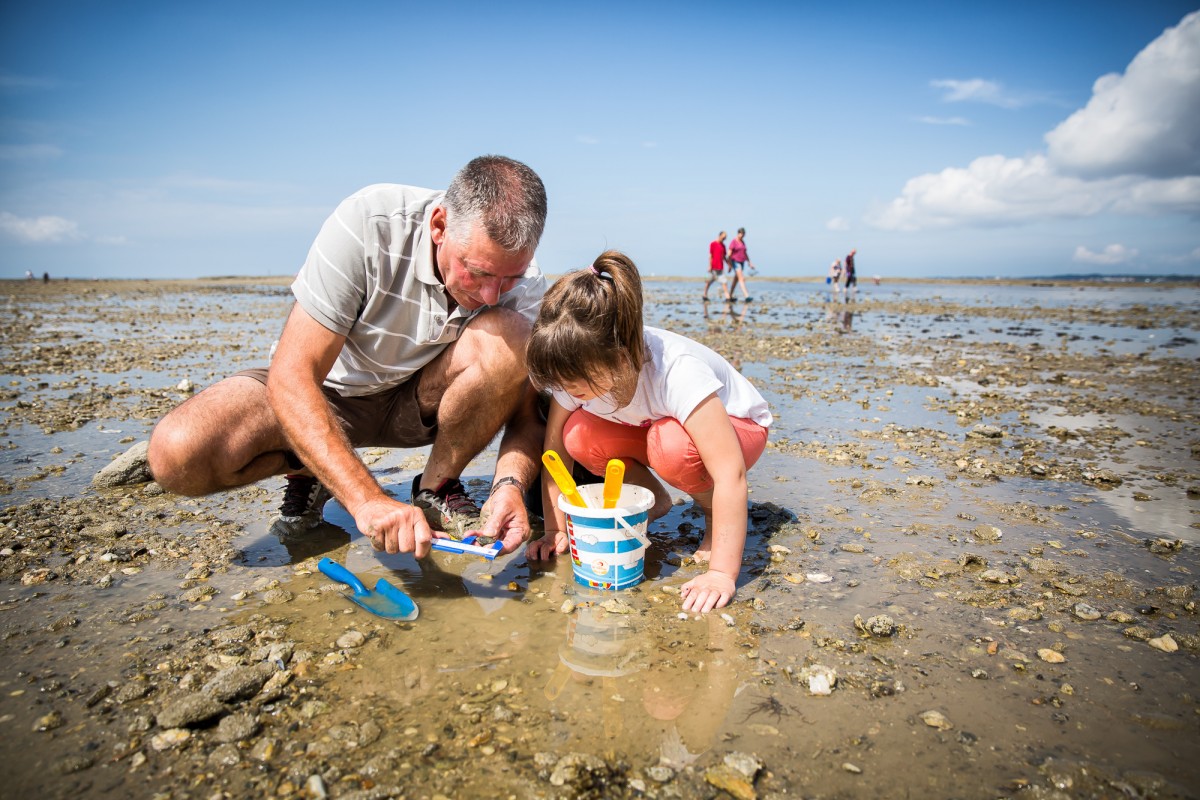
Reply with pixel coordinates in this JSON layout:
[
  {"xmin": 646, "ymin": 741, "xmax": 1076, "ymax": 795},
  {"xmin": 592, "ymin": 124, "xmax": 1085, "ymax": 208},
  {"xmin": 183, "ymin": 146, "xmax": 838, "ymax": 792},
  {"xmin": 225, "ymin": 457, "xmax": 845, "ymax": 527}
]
[{"xmin": 443, "ymin": 155, "xmax": 547, "ymax": 253}]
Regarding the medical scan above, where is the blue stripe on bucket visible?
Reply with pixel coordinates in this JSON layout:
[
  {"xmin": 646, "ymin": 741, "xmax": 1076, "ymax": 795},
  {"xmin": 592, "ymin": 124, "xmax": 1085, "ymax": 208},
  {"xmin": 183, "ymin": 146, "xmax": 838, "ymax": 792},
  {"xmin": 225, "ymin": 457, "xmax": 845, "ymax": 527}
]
[{"xmin": 568, "ymin": 511, "xmax": 649, "ymax": 529}]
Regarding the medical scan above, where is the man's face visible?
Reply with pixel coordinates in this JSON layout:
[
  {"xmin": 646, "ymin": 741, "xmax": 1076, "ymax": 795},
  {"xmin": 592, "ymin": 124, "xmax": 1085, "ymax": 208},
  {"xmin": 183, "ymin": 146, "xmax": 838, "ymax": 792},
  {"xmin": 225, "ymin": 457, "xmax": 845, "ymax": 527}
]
[{"xmin": 430, "ymin": 206, "xmax": 533, "ymax": 310}]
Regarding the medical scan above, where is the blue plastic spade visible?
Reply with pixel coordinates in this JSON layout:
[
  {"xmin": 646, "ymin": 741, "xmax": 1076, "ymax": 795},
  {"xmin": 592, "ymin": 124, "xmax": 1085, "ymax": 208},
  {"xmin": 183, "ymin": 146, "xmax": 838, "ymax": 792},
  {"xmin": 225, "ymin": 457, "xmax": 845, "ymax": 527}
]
[{"xmin": 317, "ymin": 558, "xmax": 419, "ymax": 621}]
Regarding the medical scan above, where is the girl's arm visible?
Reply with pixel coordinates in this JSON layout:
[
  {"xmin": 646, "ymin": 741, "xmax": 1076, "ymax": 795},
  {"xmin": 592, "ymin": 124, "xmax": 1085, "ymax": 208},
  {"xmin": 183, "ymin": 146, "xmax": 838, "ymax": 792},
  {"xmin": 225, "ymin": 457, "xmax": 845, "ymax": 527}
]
[
  {"xmin": 680, "ymin": 393, "xmax": 748, "ymax": 612},
  {"xmin": 527, "ymin": 399, "xmax": 574, "ymax": 560}
]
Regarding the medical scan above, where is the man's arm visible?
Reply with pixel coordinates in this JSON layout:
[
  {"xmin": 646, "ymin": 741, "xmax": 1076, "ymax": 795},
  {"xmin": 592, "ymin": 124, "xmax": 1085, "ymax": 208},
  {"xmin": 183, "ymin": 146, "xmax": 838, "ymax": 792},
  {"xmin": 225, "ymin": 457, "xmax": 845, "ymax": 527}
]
[
  {"xmin": 480, "ymin": 380, "xmax": 545, "ymax": 553},
  {"xmin": 267, "ymin": 304, "xmax": 433, "ymax": 555}
]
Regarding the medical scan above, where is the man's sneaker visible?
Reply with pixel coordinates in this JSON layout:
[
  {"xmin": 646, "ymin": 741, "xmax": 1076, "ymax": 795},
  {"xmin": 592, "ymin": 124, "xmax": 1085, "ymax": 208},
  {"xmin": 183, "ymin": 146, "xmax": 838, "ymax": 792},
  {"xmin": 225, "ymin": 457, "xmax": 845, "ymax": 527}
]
[
  {"xmin": 271, "ymin": 474, "xmax": 331, "ymax": 535},
  {"xmin": 411, "ymin": 473, "xmax": 481, "ymax": 536}
]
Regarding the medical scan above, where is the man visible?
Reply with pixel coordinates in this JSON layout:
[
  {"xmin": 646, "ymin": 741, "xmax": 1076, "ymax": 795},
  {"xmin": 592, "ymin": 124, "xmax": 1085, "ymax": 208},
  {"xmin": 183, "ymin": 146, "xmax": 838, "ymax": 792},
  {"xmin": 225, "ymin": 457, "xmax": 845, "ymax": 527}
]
[
  {"xmin": 147, "ymin": 155, "xmax": 547, "ymax": 558},
  {"xmin": 844, "ymin": 248, "xmax": 858, "ymax": 300},
  {"xmin": 703, "ymin": 231, "xmax": 731, "ymax": 302}
]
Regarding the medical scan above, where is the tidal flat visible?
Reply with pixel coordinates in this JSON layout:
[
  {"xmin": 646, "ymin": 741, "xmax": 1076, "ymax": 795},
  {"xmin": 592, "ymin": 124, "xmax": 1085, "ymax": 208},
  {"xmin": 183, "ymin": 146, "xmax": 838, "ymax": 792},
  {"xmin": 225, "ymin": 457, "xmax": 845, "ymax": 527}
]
[{"xmin": 1, "ymin": 276, "xmax": 1197, "ymax": 799}]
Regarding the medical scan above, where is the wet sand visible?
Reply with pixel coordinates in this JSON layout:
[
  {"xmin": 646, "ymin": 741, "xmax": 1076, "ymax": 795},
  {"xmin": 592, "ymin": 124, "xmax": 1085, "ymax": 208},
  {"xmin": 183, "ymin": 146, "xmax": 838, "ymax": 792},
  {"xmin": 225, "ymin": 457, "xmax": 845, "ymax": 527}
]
[{"xmin": 1, "ymin": 277, "xmax": 1197, "ymax": 799}]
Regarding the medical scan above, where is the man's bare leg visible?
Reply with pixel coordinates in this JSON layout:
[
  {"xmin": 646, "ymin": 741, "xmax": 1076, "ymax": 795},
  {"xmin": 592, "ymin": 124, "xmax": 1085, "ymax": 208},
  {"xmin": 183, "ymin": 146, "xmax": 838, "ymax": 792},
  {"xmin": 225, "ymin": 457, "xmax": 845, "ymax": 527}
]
[
  {"xmin": 415, "ymin": 307, "xmax": 533, "ymax": 491},
  {"xmin": 147, "ymin": 375, "xmax": 292, "ymax": 496}
]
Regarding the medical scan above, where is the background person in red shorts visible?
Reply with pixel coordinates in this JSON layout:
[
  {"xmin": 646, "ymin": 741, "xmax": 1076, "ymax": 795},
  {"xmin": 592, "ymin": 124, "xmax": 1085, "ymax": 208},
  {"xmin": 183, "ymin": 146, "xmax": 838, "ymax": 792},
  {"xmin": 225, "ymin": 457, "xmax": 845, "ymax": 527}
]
[{"xmin": 704, "ymin": 231, "xmax": 731, "ymax": 302}]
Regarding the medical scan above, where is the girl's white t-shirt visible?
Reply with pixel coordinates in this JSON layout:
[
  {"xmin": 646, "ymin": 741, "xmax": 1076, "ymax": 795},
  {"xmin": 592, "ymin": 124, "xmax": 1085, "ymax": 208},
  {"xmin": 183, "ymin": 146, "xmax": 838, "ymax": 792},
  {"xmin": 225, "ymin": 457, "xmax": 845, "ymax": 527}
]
[{"xmin": 549, "ymin": 327, "xmax": 772, "ymax": 428}]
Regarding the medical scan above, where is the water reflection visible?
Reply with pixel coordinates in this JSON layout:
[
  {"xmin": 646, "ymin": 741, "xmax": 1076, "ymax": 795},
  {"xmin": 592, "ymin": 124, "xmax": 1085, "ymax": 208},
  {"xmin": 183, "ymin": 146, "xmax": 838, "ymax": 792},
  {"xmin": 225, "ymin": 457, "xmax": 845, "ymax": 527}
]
[{"xmin": 543, "ymin": 596, "xmax": 746, "ymax": 768}]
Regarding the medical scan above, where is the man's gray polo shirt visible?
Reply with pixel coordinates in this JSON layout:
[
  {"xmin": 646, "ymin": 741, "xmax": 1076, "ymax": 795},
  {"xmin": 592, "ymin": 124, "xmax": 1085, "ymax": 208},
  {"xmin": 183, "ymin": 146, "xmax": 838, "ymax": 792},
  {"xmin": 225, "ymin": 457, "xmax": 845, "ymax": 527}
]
[{"xmin": 291, "ymin": 183, "xmax": 546, "ymax": 397}]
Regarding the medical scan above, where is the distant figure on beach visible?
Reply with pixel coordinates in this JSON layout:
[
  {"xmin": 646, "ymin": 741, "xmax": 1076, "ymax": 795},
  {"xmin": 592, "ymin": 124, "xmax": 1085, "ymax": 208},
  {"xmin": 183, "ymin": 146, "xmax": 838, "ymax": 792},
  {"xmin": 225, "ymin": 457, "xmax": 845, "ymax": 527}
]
[
  {"xmin": 525, "ymin": 250, "xmax": 773, "ymax": 613},
  {"xmin": 42, "ymin": 271, "xmax": 49, "ymax": 283},
  {"xmin": 829, "ymin": 259, "xmax": 843, "ymax": 298},
  {"xmin": 728, "ymin": 228, "xmax": 754, "ymax": 302},
  {"xmin": 24, "ymin": 270, "xmax": 33, "ymax": 280},
  {"xmin": 844, "ymin": 248, "xmax": 857, "ymax": 300},
  {"xmin": 148, "ymin": 155, "xmax": 548, "ymax": 558},
  {"xmin": 703, "ymin": 231, "xmax": 731, "ymax": 302}
]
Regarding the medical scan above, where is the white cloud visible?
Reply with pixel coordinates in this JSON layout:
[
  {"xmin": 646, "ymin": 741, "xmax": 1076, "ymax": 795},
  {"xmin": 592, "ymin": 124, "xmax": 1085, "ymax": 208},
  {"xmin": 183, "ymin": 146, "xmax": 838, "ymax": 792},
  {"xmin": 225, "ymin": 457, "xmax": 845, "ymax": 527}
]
[
  {"xmin": 1073, "ymin": 244, "xmax": 1139, "ymax": 264},
  {"xmin": 0, "ymin": 143, "xmax": 62, "ymax": 160},
  {"xmin": 1046, "ymin": 11, "xmax": 1200, "ymax": 178},
  {"xmin": 930, "ymin": 78, "xmax": 1035, "ymax": 108},
  {"xmin": 917, "ymin": 116, "xmax": 970, "ymax": 126},
  {"xmin": 0, "ymin": 211, "xmax": 81, "ymax": 243},
  {"xmin": 826, "ymin": 216, "xmax": 850, "ymax": 231},
  {"xmin": 874, "ymin": 12, "xmax": 1200, "ymax": 231}
]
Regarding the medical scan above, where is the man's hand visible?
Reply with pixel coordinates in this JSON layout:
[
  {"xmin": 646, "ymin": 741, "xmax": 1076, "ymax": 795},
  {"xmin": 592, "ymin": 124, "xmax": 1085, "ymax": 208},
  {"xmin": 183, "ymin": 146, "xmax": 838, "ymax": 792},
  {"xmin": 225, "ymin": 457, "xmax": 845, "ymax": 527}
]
[
  {"xmin": 353, "ymin": 497, "xmax": 434, "ymax": 556},
  {"xmin": 478, "ymin": 485, "xmax": 531, "ymax": 554},
  {"xmin": 526, "ymin": 530, "xmax": 568, "ymax": 561},
  {"xmin": 680, "ymin": 570, "xmax": 736, "ymax": 613}
]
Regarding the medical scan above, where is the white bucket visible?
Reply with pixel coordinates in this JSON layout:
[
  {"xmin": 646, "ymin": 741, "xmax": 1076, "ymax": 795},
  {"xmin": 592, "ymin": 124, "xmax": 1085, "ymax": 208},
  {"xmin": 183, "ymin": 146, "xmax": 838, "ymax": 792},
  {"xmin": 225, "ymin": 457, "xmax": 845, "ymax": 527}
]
[{"xmin": 559, "ymin": 483, "xmax": 653, "ymax": 591}]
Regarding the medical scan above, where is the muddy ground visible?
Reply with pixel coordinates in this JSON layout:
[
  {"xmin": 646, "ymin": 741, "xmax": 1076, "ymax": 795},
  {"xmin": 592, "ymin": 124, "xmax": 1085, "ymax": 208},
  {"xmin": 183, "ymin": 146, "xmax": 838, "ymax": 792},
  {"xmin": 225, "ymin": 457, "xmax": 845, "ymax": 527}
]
[{"xmin": 0, "ymin": 276, "xmax": 1197, "ymax": 799}]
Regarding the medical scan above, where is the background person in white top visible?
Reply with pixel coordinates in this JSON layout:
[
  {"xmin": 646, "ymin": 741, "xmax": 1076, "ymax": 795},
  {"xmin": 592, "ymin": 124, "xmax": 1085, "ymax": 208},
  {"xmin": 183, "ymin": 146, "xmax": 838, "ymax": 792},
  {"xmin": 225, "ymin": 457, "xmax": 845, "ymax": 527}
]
[
  {"xmin": 148, "ymin": 156, "xmax": 548, "ymax": 557},
  {"xmin": 525, "ymin": 250, "xmax": 772, "ymax": 613}
]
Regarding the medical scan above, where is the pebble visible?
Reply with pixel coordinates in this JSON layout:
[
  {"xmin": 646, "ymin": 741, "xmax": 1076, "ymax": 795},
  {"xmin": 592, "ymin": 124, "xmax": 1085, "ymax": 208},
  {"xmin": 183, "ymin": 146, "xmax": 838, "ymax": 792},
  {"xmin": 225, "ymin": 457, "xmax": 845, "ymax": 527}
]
[
  {"xmin": 980, "ymin": 569, "xmax": 1018, "ymax": 585},
  {"xmin": 215, "ymin": 711, "xmax": 260, "ymax": 743},
  {"xmin": 156, "ymin": 693, "xmax": 226, "ymax": 728},
  {"xmin": 150, "ymin": 728, "xmax": 192, "ymax": 750},
  {"xmin": 972, "ymin": 524, "xmax": 1003, "ymax": 543},
  {"xmin": 33, "ymin": 710, "xmax": 64, "ymax": 732},
  {"xmin": 802, "ymin": 665, "xmax": 837, "ymax": 695},
  {"xmin": 806, "ymin": 573, "xmax": 833, "ymax": 584},
  {"xmin": 1072, "ymin": 602, "xmax": 1102, "ymax": 621},
  {"xmin": 202, "ymin": 662, "xmax": 276, "ymax": 702},
  {"xmin": 842, "ymin": 762, "xmax": 863, "ymax": 774},
  {"xmin": 1148, "ymin": 634, "xmax": 1178, "ymax": 653},
  {"xmin": 920, "ymin": 710, "xmax": 953, "ymax": 730},
  {"xmin": 560, "ymin": 599, "xmax": 576, "ymax": 614},
  {"xmin": 1037, "ymin": 648, "xmax": 1067, "ymax": 663},
  {"xmin": 337, "ymin": 630, "xmax": 367, "ymax": 649}
]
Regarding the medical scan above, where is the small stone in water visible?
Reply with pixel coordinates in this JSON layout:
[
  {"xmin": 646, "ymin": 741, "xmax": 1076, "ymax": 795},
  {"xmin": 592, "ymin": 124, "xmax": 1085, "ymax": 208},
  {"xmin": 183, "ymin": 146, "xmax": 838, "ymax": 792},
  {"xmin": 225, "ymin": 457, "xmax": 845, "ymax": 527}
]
[
  {"xmin": 1037, "ymin": 648, "xmax": 1066, "ymax": 663},
  {"xmin": 1148, "ymin": 634, "xmax": 1178, "ymax": 653},
  {"xmin": 806, "ymin": 572, "xmax": 833, "ymax": 584},
  {"xmin": 920, "ymin": 710, "xmax": 953, "ymax": 730},
  {"xmin": 336, "ymin": 630, "xmax": 366, "ymax": 649}
]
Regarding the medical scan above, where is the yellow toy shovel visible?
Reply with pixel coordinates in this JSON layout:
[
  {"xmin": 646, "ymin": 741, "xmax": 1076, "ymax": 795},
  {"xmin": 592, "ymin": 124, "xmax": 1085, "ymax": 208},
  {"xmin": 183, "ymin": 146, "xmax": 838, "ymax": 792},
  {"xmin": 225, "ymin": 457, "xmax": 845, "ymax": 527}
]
[
  {"xmin": 542, "ymin": 450, "xmax": 588, "ymax": 508},
  {"xmin": 603, "ymin": 459, "xmax": 625, "ymax": 509}
]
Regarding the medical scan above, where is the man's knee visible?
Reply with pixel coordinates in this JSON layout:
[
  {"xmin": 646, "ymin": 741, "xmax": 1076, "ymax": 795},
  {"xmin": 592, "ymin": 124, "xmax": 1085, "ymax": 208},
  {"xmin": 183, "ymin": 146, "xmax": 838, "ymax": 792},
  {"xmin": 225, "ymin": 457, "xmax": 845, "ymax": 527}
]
[
  {"xmin": 147, "ymin": 411, "xmax": 197, "ymax": 493},
  {"xmin": 459, "ymin": 308, "xmax": 532, "ymax": 369}
]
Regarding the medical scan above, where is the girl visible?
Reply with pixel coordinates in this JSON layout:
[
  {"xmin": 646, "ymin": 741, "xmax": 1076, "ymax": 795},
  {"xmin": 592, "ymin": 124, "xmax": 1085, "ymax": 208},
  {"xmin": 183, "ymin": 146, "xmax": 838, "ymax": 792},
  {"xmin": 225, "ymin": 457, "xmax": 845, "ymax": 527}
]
[{"xmin": 525, "ymin": 250, "xmax": 772, "ymax": 613}]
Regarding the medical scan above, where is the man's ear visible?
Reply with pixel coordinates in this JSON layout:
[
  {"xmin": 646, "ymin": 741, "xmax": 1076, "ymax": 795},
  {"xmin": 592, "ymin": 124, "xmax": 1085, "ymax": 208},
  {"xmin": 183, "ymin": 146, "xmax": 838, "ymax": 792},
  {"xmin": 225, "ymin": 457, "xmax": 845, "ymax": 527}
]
[{"xmin": 430, "ymin": 205, "xmax": 447, "ymax": 246}]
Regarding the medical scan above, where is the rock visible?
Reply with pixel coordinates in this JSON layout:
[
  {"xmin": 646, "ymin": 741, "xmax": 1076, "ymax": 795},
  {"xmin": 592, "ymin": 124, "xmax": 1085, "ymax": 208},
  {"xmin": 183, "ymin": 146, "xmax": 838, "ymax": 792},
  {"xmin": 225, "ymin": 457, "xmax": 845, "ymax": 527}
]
[
  {"xmin": 724, "ymin": 751, "xmax": 763, "ymax": 779},
  {"xmin": 201, "ymin": 662, "xmax": 276, "ymax": 703},
  {"xmin": 150, "ymin": 728, "xmax": 192, "ymax": 750},
  {"xmin": 34, "ymin": 710, "xmax": 64, "ymax": 731},
  {"xmin": 214, "ymin": 711, "xmax": 260, "ymax": 743},
  {"xmin": 801, "ymin": 664, "xmax": 837, "ymax": 695},
  {"xmin": 980, "ymin": 569, "xmax": 1018, "ymax": 585},
  {"xmin": 208, "ymin": 743, "xmax": 241, "ymax": 767},
  {"xmin": 92, "ymin": 440, "xmax": 152, "ymax": 488},
  {"xmin": 853, "ymin": 614, "xmax": 897, "ymax": 637},
  {"xmin": 1072, "ymin": 602, "xmax": 1102, "ymax": 621},
  {"xmin": 1037, "ymin": 648, "xmax": 1066, "ymax": 663},
  {"xmin": 548, "ymin": 752, "xmax": 609, "ymax": 788},
  {"xmin": 1148, "ymin": 634, "xmax": 1178, "ymax": 653},
  {"xmin": 156, "ymin": 693, "xmax": 226, "ymax": 728},
  {"xmin": 972, "ymin": 524, "xmax": 1003, "ymax": 543},
  {"xmin": 336, "ymin": 630, "xmax": 367, "ymax": 649},
  {"xmin": 920, "ymin": 710, "xmax": 953, "ymax": 730},
  {"xmin": 705, "ymin": 764, "xmax": 757, "ymax": 800}
]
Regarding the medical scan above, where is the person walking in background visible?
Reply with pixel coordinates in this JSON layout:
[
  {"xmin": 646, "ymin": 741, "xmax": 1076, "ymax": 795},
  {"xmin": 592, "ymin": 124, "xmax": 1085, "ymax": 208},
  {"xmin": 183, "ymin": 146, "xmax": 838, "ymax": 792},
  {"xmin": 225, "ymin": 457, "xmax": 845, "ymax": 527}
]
[
  {"xmin": 829, "ymin": 259, "xmax": 843, "ymax": 299},
  {"xmin": 704, "ymin": 231, "xmax": 731, "ymax": 302},
  {"xmin": 728, "ymin": 228, "xmax": 754, "ymax": 302},
  {"xmin": 844, "ymin": 248, "xmax": 858, "ymax": 301}
]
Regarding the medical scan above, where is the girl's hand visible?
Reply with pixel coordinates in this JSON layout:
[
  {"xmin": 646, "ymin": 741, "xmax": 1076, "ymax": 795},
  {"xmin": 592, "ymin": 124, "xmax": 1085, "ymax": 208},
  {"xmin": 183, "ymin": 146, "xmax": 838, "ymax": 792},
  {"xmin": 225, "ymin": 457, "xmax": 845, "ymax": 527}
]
[
  {"xmin": 526, "ymin": 530, "xmax": 568, "ymax": 561},
  {"xmin": 680, "ymin": 570, "xmax": 736, "ymax": 613}
]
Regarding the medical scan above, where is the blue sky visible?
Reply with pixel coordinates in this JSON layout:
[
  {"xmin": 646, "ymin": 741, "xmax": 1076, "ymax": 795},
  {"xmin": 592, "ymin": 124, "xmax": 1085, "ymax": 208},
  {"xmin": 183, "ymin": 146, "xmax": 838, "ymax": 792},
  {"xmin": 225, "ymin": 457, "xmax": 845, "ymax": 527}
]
[{"xmin": 1, "ymin": 1, "xmax": 1197, "ymax": 279}]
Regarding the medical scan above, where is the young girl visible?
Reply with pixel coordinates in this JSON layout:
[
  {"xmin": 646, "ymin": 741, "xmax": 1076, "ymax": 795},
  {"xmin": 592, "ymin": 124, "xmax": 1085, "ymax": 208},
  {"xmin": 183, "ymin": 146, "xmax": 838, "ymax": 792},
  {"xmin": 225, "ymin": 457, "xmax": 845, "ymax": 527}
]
[{"xmin": 525, "ymin": 250, "xmax": 772, "ymax": 613}]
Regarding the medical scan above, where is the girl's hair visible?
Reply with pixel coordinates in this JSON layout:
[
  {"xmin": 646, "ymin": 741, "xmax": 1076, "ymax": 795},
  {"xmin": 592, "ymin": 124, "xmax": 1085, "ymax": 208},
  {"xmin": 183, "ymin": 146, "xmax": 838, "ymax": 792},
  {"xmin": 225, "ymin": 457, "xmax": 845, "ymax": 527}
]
[{"xmin": 527, "ymin": 250, "xmax": 645, "ymax": 406}]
